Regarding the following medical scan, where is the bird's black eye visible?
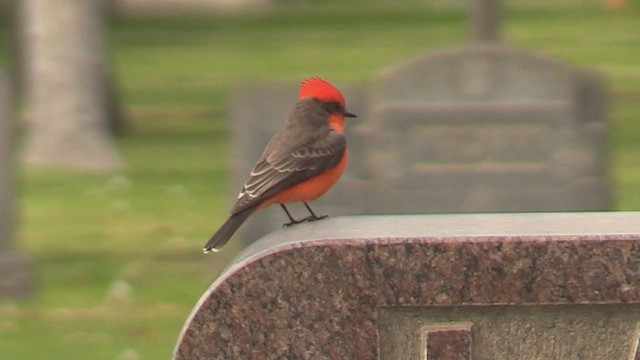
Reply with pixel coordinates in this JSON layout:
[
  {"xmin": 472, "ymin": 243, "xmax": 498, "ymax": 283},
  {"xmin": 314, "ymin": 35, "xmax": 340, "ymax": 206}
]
[{"xmin": 327, "ymin": 101, "xmax": 342, "ymax": 114}]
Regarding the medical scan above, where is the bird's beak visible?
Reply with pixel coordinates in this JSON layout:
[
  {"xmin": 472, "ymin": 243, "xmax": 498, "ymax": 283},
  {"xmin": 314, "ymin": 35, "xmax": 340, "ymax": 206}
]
[{"xmin": 344, "ymin": 110, "xmax": 357, "ymax": 118}]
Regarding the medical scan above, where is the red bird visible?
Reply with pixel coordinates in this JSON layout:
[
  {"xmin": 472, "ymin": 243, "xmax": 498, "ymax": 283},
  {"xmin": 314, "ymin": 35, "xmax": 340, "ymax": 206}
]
[{"xmin": 204, "ymin": 78, "xmax": 356, "ymax": 253}]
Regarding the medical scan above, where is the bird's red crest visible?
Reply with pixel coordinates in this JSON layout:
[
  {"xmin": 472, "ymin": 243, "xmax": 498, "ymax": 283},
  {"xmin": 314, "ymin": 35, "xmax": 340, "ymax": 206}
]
[{"xmin": 299, "ymin": 77, "xmax": 346, "ymax": 106}]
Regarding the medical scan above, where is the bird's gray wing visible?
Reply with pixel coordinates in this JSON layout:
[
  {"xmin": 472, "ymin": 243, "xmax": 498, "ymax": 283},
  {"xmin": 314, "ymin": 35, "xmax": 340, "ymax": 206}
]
[{"xmin": 230, "ymin": 130, "xmax": 346, "ymax": 214}]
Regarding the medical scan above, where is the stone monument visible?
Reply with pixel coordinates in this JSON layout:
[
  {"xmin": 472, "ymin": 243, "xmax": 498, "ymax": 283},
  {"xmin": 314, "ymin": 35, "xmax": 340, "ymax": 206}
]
[
  {"xmin": 175, "ymin": 212, "xmax": 640, "ymax": 359},
  {"xmin": 363, "ymin": 43, "xmax": 608, "ymax": 214}
]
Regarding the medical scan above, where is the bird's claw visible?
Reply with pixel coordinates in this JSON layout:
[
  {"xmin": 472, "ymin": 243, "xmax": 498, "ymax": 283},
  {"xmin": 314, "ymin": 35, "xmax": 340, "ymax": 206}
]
[
  {"xmin": 282, "ymin": 215, "xmax": 328, "ymax": 227},
  {"xmin": 304, "ymin": 214, "xmax": 328, "ymax": 222},
  {"xmin": 282, "ymin": 218, "xmax": 305, "ymax": 227}
]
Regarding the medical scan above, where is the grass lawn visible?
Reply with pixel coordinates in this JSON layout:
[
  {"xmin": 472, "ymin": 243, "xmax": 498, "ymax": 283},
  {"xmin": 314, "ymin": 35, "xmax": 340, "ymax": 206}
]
[{"xmin": 1, "ymin": 1, "xmax": 640, "ymax": 359}]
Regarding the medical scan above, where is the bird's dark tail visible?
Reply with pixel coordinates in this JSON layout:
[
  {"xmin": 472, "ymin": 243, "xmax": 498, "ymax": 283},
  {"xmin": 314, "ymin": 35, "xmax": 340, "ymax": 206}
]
[{"xmin": 203, "ymin": 209, "xmax": 254, "ymax": 253}]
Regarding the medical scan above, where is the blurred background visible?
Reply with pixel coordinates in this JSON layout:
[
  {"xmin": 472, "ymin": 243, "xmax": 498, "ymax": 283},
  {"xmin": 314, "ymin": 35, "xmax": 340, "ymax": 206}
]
[{"xmin": 0, "ymin": 0, "xmax": 639, "ymax": 359}]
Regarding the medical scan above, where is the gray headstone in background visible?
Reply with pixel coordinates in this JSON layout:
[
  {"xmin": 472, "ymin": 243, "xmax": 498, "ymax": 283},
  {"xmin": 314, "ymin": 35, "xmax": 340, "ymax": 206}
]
[
  {"xmin": 229, "ymin": 82, "xmax": 369, "ymax": 246},
  {"xmin": 0, "ymin": 72, "xmax": 34, "ymax": 299},
  {"xmin": 363, "ymin": 43, "xmax": 609, "ymax": 214}
]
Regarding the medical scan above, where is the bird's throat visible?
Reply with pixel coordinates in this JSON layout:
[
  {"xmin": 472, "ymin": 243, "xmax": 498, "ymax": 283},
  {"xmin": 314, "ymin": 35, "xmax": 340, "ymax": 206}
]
[{"xmin": 328, "ymin": 115, "xmax": 346, "ymax": 133}]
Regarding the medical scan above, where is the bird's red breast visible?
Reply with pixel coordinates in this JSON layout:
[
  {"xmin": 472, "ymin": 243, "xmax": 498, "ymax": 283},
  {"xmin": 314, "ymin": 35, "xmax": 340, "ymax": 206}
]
[{"xmin": 259, "ymin": 149, "xmax": 348, "ymax": 208}]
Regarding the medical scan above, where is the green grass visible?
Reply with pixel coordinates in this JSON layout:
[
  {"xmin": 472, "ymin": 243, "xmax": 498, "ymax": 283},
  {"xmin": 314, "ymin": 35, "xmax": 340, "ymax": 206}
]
[{"xmin": 1, "ymin": 1, "xmax": 640, "ymax": 359}]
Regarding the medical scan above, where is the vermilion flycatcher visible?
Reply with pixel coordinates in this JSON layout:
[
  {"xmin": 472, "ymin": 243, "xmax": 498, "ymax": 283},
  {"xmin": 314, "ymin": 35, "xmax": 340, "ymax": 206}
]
[{"xmin": 204, "ymin": 78, "xmax": 356, "ymax": 253}]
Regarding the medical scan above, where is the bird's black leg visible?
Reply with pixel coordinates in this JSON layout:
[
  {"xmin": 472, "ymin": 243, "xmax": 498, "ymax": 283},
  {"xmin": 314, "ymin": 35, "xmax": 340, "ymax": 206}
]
[
  {"xmin": 302, "ymin": 202, "xmax": 328, "ymax": 222},
  {"xmin": 281, "ymin": 204, "xmax": 305, "ymax": 227}
]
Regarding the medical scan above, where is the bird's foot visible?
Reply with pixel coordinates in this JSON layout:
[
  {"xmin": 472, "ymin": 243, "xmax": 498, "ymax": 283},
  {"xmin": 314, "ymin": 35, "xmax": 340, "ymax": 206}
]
[
  {"xmin": 304, "ymin": 214, "xmax": 328, "ymax": 222},
  {"xmin": 282, "ymin": 218, "xmax": 306, "ymax": 227},
  {"xmin": 282, "ymin": 215, "xmax": 327, "ymax": 227}
]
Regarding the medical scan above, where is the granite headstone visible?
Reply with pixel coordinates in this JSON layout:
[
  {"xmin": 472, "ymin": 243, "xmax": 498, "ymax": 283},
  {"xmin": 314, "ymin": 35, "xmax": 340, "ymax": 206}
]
[{"xmin": 175, "ymin": 212, "xmax": 640, "ymax": 359}]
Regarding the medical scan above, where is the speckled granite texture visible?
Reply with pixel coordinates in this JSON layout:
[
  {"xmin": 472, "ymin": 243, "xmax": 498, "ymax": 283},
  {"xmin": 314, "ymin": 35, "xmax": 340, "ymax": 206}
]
[{"xmin": 174, "ymin": 213, "xmax": 640, "ymax": 359}]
